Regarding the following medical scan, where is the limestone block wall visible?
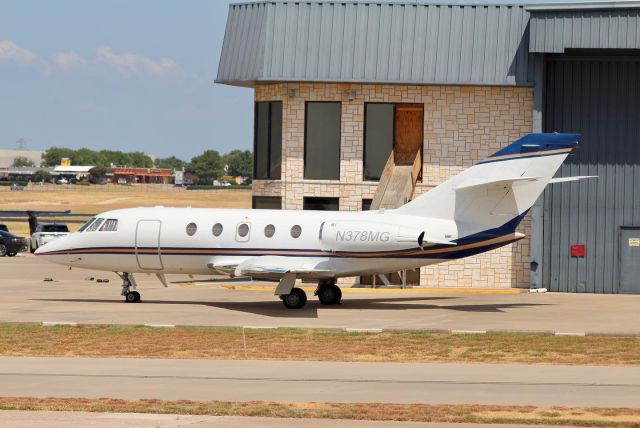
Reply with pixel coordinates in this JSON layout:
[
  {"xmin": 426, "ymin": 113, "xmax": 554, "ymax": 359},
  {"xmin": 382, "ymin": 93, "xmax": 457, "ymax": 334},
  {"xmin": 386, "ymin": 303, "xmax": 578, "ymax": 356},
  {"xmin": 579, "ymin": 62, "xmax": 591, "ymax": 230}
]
[{"xmin": 254, "ymin": 82, "xmax": 534, "ymax": 288}]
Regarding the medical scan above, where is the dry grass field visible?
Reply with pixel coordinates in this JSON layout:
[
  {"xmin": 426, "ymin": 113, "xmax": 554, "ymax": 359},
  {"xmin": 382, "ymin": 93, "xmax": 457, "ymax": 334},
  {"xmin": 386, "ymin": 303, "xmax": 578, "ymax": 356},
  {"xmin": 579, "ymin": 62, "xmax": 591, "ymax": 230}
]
[
  {"xmin": 2, "ymin": 397, "xmax": 639, "ymax": 426},
  {"xmin": 0, "ymin": 188, "xmax": 251, "ymax": 236},
  {"xmin": 1, "ymin": 324, "xmax": 639, "ymax": 366}
]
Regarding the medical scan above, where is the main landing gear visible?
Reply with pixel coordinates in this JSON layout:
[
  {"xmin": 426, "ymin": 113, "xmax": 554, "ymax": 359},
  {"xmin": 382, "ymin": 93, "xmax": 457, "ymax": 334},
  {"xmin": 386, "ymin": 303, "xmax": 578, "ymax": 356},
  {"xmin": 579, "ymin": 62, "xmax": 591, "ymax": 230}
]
[
  {"xmin": 116, "ymin": 272, "xmax": 140, "ymax": 303},
  {"xmin": 279, "ymin": 280, "xmax": 342, "ymax": 309}
]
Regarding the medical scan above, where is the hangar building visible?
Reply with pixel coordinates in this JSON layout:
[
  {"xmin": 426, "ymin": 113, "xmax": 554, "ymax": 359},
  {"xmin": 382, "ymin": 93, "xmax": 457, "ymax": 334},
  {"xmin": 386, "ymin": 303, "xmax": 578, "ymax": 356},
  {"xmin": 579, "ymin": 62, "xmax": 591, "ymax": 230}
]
[{"xmin": 217, "ymin": 1, "xmax": 640, "ymax": 294}]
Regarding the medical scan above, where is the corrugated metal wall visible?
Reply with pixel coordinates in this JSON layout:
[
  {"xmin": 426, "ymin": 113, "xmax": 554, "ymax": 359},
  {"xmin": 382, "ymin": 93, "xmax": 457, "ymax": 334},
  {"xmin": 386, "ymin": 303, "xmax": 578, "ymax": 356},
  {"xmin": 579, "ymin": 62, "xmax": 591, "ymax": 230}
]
[
  {"xmin": 542, "ymin": 56, "xmax": 640, "ymax": 293},
  {"xmin": 217, "ymin": 2, "xmax": 533, "ymax": 86},
  {"xmin": 530, "ymin": 9, "xmax": 640, "ymax": 53}
]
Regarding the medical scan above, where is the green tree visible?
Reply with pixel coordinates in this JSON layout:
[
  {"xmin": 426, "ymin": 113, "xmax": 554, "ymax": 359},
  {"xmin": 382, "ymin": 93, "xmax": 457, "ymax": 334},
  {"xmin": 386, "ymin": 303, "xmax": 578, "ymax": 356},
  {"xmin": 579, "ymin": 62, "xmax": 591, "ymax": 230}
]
[
  {"xmin": 224, "ymin": 150, "xmax": 252, "ymax": 178},
  {"xmin": 89, "ymin": 165, "xmax": 109, "ymax": 179},
  {"xmin": 12, "ymin": 156, "xmax": 36, "ymax": 167},
  {"xmin": 41, "ymin": 147, "xmax": 76, "ymax": 167},
  {"xmin": 74, "ymin": 148, "xmax": 105, "ymax": 166},
  {"xmin": 155, "ymin": 156, "xmax": 185, "ymax": 170},
  {"xmin": 187, "ymin": 150, "xmax": 224, "ymax": 184},
  {"xmin": 33, "ymin": 170, "xmax": 52, "ymax": 182},
  {"xmin": 128, "ymin": 152, "xmax": 154, "ymax": 168}
]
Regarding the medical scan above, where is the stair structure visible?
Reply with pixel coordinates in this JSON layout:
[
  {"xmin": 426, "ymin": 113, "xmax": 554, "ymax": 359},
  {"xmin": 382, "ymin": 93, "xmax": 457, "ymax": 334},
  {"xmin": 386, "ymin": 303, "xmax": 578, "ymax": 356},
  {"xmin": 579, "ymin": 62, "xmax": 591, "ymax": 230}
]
[{"xmin": 364, "ymin": 146, "xmax": 423, "ymax": 287}]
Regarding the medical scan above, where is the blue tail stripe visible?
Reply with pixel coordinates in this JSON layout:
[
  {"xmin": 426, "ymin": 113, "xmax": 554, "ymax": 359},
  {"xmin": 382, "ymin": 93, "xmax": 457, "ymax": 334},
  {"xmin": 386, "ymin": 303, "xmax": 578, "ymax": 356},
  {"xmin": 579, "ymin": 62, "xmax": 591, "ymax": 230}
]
[{"xmin": 489, "ymin": 133, "xmax": 580, "ymax": 158}]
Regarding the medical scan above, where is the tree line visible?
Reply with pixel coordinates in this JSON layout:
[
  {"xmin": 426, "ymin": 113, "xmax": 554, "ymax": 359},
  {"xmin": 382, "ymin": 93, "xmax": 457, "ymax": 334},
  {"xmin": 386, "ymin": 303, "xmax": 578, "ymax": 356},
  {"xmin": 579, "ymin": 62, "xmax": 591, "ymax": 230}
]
[{"xmin": 12, "ymin": 147, "xmax": 253, "ymax": 185}]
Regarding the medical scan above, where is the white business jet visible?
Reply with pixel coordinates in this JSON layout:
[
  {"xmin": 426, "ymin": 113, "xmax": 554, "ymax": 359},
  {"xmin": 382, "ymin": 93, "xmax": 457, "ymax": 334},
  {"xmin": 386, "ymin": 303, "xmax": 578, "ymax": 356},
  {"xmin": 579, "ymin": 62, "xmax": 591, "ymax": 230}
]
[{"xmin": 36, "ymin": 133, "xmax": 587, "ymax": 309}]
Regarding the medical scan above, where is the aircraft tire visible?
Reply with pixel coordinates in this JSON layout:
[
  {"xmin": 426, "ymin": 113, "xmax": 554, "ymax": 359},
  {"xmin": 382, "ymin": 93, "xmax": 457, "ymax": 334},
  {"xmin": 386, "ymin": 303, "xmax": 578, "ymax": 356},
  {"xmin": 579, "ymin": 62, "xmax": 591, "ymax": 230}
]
[
  {"xmin": 318, "ymin": 283, "xmax": 341, "ymax": 305},
  {"xmin": 125, "ymin": 291, "xmax": 141, "ymax": 303},
  {"xmin": 282, "ymin": 287, "xmax": 307, "ymax": 309}
]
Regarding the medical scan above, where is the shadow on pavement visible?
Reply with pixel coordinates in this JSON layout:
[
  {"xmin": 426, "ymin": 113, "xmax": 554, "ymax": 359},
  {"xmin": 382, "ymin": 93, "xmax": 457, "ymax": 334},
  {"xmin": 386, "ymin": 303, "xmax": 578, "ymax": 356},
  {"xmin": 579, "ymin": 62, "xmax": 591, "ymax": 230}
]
[{"xmin": 32, "ymin": 296, "xmax": 548, "ymax": 319}]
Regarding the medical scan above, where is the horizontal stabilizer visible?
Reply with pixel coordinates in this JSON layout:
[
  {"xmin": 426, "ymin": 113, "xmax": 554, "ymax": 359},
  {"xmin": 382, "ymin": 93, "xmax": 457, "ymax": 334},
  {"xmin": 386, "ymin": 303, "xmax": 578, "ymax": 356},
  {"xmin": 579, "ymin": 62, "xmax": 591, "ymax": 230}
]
[
  {"xmin": 549, "ymin": 175, "xmax": 597, "ymax": 184},
  {"xmin": 454, "ymin": 176, "xmax": 542, "ymax": 191}
]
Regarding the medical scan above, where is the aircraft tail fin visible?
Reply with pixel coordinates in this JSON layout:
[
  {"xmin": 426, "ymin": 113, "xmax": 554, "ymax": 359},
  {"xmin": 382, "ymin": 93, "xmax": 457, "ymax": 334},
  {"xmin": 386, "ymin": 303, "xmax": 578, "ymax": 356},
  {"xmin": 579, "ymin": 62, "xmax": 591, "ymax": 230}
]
[{"xmin": 396, "ymin": 133, "xmax": 581, "ymax": 230}]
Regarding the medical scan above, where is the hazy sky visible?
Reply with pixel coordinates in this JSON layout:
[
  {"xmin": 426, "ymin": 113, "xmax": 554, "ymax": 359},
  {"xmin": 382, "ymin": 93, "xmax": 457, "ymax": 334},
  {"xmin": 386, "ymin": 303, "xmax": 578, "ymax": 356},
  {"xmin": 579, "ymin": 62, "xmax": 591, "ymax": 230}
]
[
  {"xmin": 0, "ymin": 0, "xmax": 250, "ymax": 160},
  {"xmin": 0, "ymin": 0, "xmax": 574, "ymax": 160}
]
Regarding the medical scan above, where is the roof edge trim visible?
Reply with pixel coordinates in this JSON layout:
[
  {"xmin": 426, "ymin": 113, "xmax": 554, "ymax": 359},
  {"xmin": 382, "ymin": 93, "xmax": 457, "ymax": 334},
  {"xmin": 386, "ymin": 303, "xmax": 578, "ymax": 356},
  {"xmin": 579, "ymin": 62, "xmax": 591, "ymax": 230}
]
[{"xmin": 527, "ymin": 1, "xmax": 640, "ymax": 11}]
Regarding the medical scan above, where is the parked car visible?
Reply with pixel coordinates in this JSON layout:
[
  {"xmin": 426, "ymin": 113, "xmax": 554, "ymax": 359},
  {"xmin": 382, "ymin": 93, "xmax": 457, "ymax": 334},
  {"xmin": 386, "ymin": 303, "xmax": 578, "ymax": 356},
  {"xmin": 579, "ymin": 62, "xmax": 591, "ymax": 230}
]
[
  {"xmin": 10, "ymin": 183, "xmax": 25, "ymax": 191},
  {"xmin": 56, "ymin": 178, "xmax": 69, "ymax": 184},
  {"xmin": 30, "ymin": 223, "xmax": 70, "ymax": 253},
  {"xmin": 0, "ymin": 230, "xmax": 28, "ymax": 257},
  {"xmin": 0, "ymin": 224, "xmax": 8, "ymax": 233}
]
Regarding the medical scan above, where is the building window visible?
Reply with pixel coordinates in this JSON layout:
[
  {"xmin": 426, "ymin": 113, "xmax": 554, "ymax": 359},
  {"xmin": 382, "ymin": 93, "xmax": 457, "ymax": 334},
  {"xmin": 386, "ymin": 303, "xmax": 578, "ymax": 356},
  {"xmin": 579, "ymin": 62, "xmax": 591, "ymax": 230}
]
[
  {"xmin": 290, "ymin": 225, "xmax": 302, "ymax": 238},
  {"xmin": 254, "ymin": 101, "xmax": 282, "ymax": 180},
  {"xmin": 252, "ymin": 196, "xmax": 282, "ymax": 209},
  {"xmin": 264, "ymin": 224, "xmax": 275, "ymax": 238},
  {"xmin": 364, "ymin": 103, "xmax": 394, "ymax": 181},
  {"xmin": 186, "ymin": 223, "xmax": 197, "ymax": 236},
  {"xmin": 212, "ymin": 223, "xmax": 223, "ymax": 237},
  {"xmin": 364, "ymin": 103, "xmax": 423, "ymax": 181},
  {"xmin": 303, "ymin": 197, "xmax": 339, "ymax": 211},
  {"xmin": 362, "ymin": 199, "xmax": 372, "ymax": 211},
  {"xmin": 305, "ymin": 102, "xmax": 341, "ymax": 180}
]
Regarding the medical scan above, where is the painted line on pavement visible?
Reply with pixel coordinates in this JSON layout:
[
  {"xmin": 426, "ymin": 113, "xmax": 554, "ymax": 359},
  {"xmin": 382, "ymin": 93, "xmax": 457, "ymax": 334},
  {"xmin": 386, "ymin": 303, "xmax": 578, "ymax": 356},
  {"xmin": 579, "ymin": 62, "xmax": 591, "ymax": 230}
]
[
  {"xmin": 345, "ymin": 328, "xmax": 383, "ymax": 333},
  {"xmin": 451, "ymin": 329, "xmax": 487, "ymax": 334},
  {"xmin": 144, "ymin": 324, "xmax": 176, "ymax": 328},
  {"xmin": 555, "ymin": 332, "xmax": 586, "ymax": 337},
  {"xmin": 42, "ymin": 321, "xmax": 77, "ymax": 327}
]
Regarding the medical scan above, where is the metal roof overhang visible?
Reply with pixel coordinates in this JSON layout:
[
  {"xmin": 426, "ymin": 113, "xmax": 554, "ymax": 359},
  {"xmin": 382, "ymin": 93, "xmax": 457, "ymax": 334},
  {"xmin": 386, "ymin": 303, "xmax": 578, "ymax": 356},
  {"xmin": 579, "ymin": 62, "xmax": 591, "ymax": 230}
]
[{"xmin": 528, "ymin": 4, "xmax": 640, "ymax": 53}]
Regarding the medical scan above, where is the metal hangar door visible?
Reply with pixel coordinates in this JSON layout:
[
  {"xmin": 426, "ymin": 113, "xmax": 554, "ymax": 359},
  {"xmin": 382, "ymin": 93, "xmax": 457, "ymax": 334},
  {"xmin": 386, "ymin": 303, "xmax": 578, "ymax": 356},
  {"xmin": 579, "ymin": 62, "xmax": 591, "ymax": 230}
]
[{"xmin": 542, "ymin": 55, "xmax": 640, "ymax": 293}]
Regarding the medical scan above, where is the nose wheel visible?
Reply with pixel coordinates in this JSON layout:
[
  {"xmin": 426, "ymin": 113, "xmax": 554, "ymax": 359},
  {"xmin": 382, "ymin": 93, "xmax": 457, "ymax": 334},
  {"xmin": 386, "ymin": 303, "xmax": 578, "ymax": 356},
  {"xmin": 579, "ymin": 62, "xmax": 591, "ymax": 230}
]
[
  {"xmin": 125, "ymin": 291, "xmax": 141, "ymax": 303},
  {"xmin": 116, "ymin": 272, "xmax": 141, "ymax": 303}
]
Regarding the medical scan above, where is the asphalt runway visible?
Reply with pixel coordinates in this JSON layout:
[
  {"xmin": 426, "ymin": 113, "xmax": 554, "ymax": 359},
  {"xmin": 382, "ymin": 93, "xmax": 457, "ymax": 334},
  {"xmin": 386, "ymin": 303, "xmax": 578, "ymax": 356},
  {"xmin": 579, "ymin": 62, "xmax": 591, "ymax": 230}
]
[
  {"xmin": 2, "ymin": 254, "xmax": 640, "ymax": 334},
  {"xmin": 1, "ymin": 356, "xmax": 639, "ymax": 408}
]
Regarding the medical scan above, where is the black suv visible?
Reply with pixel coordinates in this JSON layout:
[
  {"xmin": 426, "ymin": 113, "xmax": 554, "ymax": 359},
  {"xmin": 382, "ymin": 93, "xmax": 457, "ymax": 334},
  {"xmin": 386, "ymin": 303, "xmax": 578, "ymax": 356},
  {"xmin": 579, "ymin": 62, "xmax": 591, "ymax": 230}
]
[{"xmin": 0, "ymin": 230, "xmax": 28, "ymax": 257}]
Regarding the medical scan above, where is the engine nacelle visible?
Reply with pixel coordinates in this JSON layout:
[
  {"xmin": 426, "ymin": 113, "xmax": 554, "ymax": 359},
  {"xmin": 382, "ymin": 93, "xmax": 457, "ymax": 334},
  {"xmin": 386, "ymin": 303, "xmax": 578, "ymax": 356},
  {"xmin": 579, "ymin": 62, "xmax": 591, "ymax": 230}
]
[{"xmin": 319, "ymin": 220, "xmax": 425, "ymax": 253}]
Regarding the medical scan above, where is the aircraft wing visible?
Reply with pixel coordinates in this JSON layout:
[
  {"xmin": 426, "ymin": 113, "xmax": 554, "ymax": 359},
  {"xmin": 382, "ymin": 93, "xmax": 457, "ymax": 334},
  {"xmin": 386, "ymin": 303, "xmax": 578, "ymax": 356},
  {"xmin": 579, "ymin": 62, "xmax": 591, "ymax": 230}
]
[{"xmin": 233, "ymin": 256, "xmax": 335, "ymax": 279}]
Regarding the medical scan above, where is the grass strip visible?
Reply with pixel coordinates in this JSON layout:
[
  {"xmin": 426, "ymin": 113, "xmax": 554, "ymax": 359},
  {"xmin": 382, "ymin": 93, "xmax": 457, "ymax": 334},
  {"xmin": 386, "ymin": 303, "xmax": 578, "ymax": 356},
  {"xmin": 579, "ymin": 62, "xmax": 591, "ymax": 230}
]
[
  {"xmin": 0, "ymin": 397, "xmax": 639, "ymax": 427},
  {"xmin": 0, "ymin": 323, "xmax": 639, "ymax": 365}
]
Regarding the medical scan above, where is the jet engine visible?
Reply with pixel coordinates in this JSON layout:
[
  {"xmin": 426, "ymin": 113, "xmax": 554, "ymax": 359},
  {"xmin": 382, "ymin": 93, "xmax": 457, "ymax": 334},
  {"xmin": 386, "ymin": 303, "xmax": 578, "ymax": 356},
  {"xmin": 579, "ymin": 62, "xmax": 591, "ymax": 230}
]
[{"xmin": 319, "ymin": 220, "xmax": 426, "ymax": 253}]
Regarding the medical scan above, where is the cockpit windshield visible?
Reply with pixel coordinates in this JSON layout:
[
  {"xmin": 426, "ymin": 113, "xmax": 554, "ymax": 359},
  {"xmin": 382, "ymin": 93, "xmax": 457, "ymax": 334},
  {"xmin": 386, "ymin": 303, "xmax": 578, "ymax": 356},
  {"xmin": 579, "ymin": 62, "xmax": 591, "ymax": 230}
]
[{"xmin": 77, "ymin": 218, "xmax": 96, "ymax": 233}]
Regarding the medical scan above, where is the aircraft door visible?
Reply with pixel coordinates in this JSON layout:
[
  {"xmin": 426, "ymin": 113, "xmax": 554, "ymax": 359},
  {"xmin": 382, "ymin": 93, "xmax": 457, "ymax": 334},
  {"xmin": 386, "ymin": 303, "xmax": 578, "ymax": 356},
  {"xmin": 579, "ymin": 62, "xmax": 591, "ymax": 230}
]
[{"xmin": 135, "ymin": 220, "xmax": 163, "ymax": 270}]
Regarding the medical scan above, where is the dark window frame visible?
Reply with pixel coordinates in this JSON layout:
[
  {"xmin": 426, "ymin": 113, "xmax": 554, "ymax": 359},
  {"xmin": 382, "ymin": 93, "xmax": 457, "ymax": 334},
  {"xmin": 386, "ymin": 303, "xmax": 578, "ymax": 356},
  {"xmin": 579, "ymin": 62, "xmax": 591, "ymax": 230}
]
[
  {"xmin": 363, "ymin": 102, "xmax": 396, "ymax": 182},
  {"xmin": 304, "ymin": 101, "xmax": 342, "ymax": 180},
  {"xmin": 252, "ymin": 196, "xmax": 282, "ymax": 209},
  {"xmin": 303, "ymin": 196, "xmax": 340, "ymax": 211},
  {"xmin": 253, "ymin": 101, "xmax": 282, "ymax": 180}
]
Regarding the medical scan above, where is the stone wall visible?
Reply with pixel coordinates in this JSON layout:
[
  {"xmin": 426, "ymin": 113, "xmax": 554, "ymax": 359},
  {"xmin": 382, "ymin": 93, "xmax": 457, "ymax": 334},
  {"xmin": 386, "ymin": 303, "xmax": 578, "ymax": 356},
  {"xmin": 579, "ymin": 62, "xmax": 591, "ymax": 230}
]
[{"xmin": 254, "ymin": 82, "xmax": 534, "ymax": 288}]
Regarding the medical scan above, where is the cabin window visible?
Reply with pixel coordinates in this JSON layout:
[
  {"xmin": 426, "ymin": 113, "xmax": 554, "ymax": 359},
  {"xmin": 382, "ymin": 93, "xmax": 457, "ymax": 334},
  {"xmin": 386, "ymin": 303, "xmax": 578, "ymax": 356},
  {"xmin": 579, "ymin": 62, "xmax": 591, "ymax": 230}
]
[
  {"xmin": 264, "ymin": 224, "xmax": 275, "ymax": 238},
  {"xmin": 236, "ymin": 223, "xmax": 251, "ymax": 242},
  {"xmin": 290, "ymin": 225, "xmax": 302, "ymax": 239},
  {"xmin": 100, "ymin": 219, "xmax": 118, "ymax": 231},
  {"xmin": 86, "ymin": 218, "xmax": 104, "ymax": 232},
  {"xmin": 362, "ymin": 199, "xmax": 373, "ymax": 211},
  {"xmin": 212, "ymin": 223, "xmax": 223, "ymax": 237},
  {"xmin": 304, "ymin": 102, "xmax": 341, "ymax": 180},
  {"xmin": 186, "ymin": 223, "xmax": 197, "ymax": 236}
]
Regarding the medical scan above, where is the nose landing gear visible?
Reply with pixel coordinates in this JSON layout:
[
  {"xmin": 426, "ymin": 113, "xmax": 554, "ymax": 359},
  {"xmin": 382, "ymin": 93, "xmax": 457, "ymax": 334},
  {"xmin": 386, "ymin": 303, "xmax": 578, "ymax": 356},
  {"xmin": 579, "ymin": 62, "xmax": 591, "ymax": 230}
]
[{"xmin": 116, "ymin": 272, "xmax": 141, "ymax": 303}]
